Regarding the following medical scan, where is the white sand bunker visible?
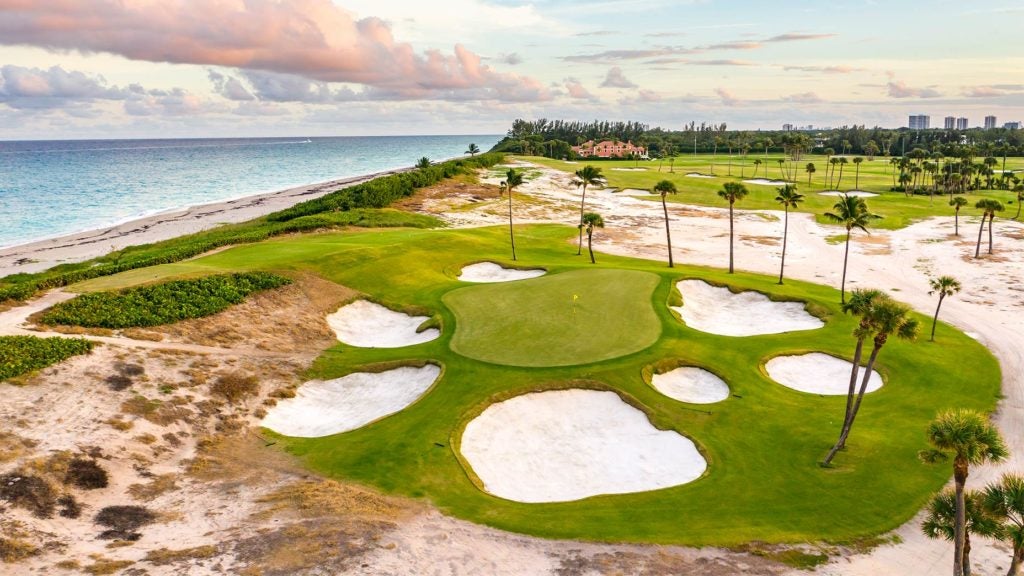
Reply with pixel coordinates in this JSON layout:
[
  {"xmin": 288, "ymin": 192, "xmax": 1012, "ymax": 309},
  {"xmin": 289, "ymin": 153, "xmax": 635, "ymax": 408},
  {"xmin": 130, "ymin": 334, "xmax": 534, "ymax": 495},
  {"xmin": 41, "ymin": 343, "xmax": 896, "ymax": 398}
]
[
  {"xmin": 327, "ymin": 300, "xmax": 439, "ymax": 347},
  {"xmin": 766, "ymin": 353, "xmax": 883, "ymax": 395},
  {"xmin": 686, "ymin": 172, "xmax": 715, "ymax": 178},
  {"xmin": 672, "ymin": 280, "xmax": 823, "ymax": 337},
  {"xmin": 820, "ymin": 190, "xmax": 878, "ymax": 197},
  {"xmin": 458, "ymin": 262, "xmax": 546, "ymax": 283},
  {"xmin": 743, "ymin": 178, "xmax": 789, "ymax": 185},
  {"xmin": 652, "ymin": 367, "xmax": 730, "ymax": 404},
  {"xmin": 261, "ymin": 365, "xmax": 441, "ymax": 437},
  {"xmin": 460, "ymin": 389, "xmax": 706, "ymax": 503}
]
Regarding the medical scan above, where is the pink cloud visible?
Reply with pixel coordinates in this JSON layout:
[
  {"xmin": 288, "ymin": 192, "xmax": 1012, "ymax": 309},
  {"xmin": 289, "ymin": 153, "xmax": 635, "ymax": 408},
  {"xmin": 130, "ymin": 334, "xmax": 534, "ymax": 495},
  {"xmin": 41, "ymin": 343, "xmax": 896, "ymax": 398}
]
[
  {"xmin": 564, "ymin": 78, "xmax": 595, "ymax": 100},
  {"xmin": 783, "ymin": 92, "xmax": 822, "ymax": 104},
  {"xmin": 715, "ymin": 87, "xmax": 739, "ymax": 106},
  {"xmin": 0, "ymin": 0, "xmax": 548, "ymax": 102},
  {"xmin": 886, "ymin": 80, "xmax": 942, "ymax": 99}
]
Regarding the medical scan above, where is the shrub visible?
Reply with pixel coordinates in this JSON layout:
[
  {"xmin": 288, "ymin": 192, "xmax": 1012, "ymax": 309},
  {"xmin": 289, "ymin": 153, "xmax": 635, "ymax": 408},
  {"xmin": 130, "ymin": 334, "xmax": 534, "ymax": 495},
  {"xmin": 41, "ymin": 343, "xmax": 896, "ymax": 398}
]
[
  {"xmin": 65, "ymin": 458, "xmax": 109, "ymax": 490},
  {"xmin": 94, "ymin": 505, "xmax": 156, "ymax": 540},
  {"xmin": 57, "ymin": 494, "xmax": 81, "ymax": 519},
  {"xmin": 0, "ymin": 336, "xmax": 93, "ymax": 381},
  {"xmin": 0, "ymin": 473, "xmax": 57, "ymax": 518},
  {"xmin": 0, "ymin": 537, "xmax": 39, "ymax": 562},
  {"xmin": 40, "ymin": 272, "xmax": 291, "ymax": 328}
]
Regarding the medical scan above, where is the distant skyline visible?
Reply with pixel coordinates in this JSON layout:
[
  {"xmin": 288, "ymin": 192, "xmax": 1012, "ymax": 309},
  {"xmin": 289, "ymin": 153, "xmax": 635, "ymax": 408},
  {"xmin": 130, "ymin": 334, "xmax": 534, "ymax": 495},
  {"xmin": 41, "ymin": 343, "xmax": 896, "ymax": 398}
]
[{"xmin": 1, "ymin": 0, "xmax": 1022, "ymax": 139}]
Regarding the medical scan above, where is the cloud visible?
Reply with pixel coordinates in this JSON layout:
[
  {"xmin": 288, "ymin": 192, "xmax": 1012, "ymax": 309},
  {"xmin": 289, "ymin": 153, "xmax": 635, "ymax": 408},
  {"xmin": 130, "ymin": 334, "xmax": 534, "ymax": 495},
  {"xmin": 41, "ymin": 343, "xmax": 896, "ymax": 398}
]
[
  {"xmin": 0, "ymin": 0, "xmax": 548, "ymax": 102},
  {"xmin": 645, "ymin": 31, "xmax": 686, "ymax": 38},
  {"xmin": 765, "ymin": 33, "xmax": 836, "ymax": 42},
  {"xmin": 575, "ymin": 30, "xmax": 617, "ymax": 37},
  {"xmin": 704, "ymin": 41, "xmax": 762, "ymax": 50},
  {"xmin": 637, "ymin": 89, "xmax": 661, "ymax": 102},
  {"xmin": 784, "ymin": 65, "xmax": 861, "ymax": 74},
  {"xmin": 563, "ymin": 78, "xmax": 595, "ymax": 100},
  {"xmin": 600, "ymin": 67, "xmax": 637, "ymax": 89},
  {"xmin": 123, "ymin": 87, "xmax": 218, "ymax": 116},
  {"xmin": 886, "ymin": 80, "xmax": 942, "ymax": 99},
  {"xmin": 782, "ymin": 92, "xmax": 823, "ymax": 104},
  {"xmin": 499, "ymin": 53, "xmax": 523, "ymax": 65},
  {"xmin": 688, "ymin": 59, "xmax": 757, "ymax": 66},
  {"xmin": 0, "ymin": 65, "xmax": 123, "ymax": 109},
  {"xmin": 563, "ymin": 46, "xmax": 699, "ymax": 63},
  {"xmin": 208, "ymin": 70, "xmax": 255, "ymax": 101},
  {"xmin": 715, "ymin": 87, "xmax": 739, "ymax": 106},
  {"xmin": 962, "ymin": 85, "xmax": 1024, "ymax": 98}
]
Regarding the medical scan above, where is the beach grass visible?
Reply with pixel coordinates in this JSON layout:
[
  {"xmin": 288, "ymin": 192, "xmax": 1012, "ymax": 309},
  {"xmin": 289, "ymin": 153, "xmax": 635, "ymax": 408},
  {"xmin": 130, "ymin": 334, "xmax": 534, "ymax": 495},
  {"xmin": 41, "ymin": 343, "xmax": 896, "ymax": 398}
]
[{"xmin": 72, "ymin": 223, "xmax": 1001, "ymax": 546}]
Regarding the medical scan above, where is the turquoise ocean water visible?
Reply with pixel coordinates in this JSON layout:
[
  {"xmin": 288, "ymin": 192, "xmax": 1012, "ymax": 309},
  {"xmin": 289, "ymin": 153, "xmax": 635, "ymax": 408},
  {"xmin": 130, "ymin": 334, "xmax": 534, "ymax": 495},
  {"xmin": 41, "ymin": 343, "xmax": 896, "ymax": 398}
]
[{"xmin": 0, "ymin": 135, "xmax": 501, "ymax": 248}]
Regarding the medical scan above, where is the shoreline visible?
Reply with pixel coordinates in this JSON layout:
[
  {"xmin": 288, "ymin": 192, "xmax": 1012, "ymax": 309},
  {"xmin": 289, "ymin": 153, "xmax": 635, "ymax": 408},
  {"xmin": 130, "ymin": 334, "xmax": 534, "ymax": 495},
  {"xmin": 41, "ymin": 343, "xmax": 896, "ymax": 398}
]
[{"xmin": 0, "ymin": 165, "xmax": 419, "ymax": 277}]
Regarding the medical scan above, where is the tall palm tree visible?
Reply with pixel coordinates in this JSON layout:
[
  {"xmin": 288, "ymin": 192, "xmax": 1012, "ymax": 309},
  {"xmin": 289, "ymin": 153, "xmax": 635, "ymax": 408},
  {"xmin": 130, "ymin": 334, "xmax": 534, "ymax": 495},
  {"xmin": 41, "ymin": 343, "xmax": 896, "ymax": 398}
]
[
  {"xmin": 806, "ymin": 162, "xmax": 816, "ymax": 186},
  {"xmin": 974, "ymin": 199, "xmax": 1004, "ymax": 257},
  {"xmin": 718, "ymin": 182, "xmax": 749, "ymax": 273},
  {"xmin": 928, "ymin": 276, "xmax": 962, "ymax": 342},
  {"xmin": 504, "ymin": 168, "xmax": 524, "ymax": 261},
  {"xmin": 923, "ymin": 489, "xmax": 1002, "ymax": 576},
  {"xmin": 920, "ymin": 409, "xmax": 1008, "ymax": 576},
  {"xmin": 776, "ymin": 158, "xmax": 785, "ymax": 179},
  {"xmin": 654, "ymin": 180, "xmax": 678, "ymax": 267},
  {"xmin": 580, "ymin": 212, "xmax": 604, "ymax": 264},
  {"xmin": 824, "ymin": 195, "xmax": 880, "ymax": 303},
  {"xmin": 951, "ymin": 197, "xmax": 968, "ymax": 236},
  {"xmin": 753, "ymin": 158, "xmax": 762, "ymax": 178},
  {"xmin": 983, "ymin": 473, "xmax": 1024, "ymax": 576},
  {"xmin": 465, "ymin": 143, "xmax": 480, "ymax": 157},
  {"xmin": 828, "ymin": 157, "xmax": 840, "ymax": 188},
  {"xmin": 573, "ymin": 165, "xmax": 603, "ymax": 256},
  {"xmin": 824, "ymin": 295, "xmax": 918, "ymax": 464},
  {"xmin": 775, "ymin": 185, "xmax": 804, "ymax": 284},
  {"xmin": 853, "ymin": 157, "xmax": 864, "ymax": 189},
  {"xmin": 416, "ymin": 156, "xmax": 431, "ymax": 169},
  {"xmin": 835, "ymin": 157, "xmax": 849, "ymax": 189},
  {"xmin": 831, "ymin": 289, "xmax": 884, "ymax": 455}
]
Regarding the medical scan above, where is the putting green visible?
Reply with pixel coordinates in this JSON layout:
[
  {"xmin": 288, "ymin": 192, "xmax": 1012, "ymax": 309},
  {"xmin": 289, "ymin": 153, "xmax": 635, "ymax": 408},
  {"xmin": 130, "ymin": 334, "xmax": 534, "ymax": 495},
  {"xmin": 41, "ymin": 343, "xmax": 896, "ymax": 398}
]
[{"xmin": 444, "ymin": 268, "xmax": 661, "ymax": 367}]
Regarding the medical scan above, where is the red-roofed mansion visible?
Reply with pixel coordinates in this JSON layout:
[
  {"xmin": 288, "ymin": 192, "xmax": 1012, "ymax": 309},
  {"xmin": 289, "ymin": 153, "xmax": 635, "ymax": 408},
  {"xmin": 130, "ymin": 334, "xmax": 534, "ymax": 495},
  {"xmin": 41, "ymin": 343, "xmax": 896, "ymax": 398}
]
[{"xmin": 571, "ymin": 140, "xmax": 647, "ymax": 159}]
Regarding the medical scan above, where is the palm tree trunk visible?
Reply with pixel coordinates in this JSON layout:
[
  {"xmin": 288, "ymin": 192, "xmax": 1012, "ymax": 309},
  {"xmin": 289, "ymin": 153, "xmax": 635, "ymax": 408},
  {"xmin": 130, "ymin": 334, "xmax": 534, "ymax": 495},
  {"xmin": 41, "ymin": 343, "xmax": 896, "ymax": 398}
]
[
  {"xmin": 964, "ymin": 531, "xmax": 972, "ymax": 576},
  {"xmin": 931, "ymin": 295, "xmax": 945, "ymax": 341},
  {"xmin": 837, "ymin": 165, "xmax": 845, "ymax": 189},
  {"xmin": 1015, "ymin": 200, "xmax": 1022, "ymax": 220},
  {"xmin": 577, "ymin": 184, "xmax": 587, "ymax": 255},
  {"xmin": 508, "ymin": 190, "xmax": 517, "ymax": 261},
  {"xmin": 778, "ymin": 207, "xmax": 788, "ymax": 284},
  {"xmin": 587, "ymin": 229, "xmax": 595, "ymax": 264},
  {"xmin": 855, "ymin": 166, "xmax": 860, "ymax": 189},
  {"xmin": 663, "ymin": 196, "xmax": 674, "ymax": 268},
  {"xmin": 975, "ymin": 215, "xmax": 986, "ymax": 258},
  {"xmin": 988, "ymin": 214, "xmax": 995, "ymax": 254},
  {"xmin": 955, "ymin": 210, "xmax": 960, "ymax": 236},
  {"xmin": 1007, "ymin": 544, "xmax": 1023, "ymax": 576},
  {"xmin": 833, "ymin": 341, "xmax": 883, "ymax": 455},
  {"xmin": 840, "ymin": 231, "xmax": 851, "ymax": 303},
  {"xmin": 824, "ymin": 337, "xmax": 865, "ymax": 464},
  {"xmin": 728, "ymin": 202, "xmax": 735, "ymax": 273},
  {"xmin": 954, "ymin": 457, "xmax": 968, "ymax": 576}
]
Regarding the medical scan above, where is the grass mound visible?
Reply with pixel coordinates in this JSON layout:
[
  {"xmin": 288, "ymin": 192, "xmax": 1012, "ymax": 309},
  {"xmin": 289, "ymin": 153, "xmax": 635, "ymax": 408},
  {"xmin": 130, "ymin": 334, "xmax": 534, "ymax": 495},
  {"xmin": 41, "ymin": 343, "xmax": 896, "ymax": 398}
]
[
  {"xmin": 40, "ymin": 272, "xmax": 290, "ymax": 328},
  {"xmin": 445, "ymin": 268, "xmax": 662, "ymax": 367},
  {"xmin": 0, "ymin": 335, "xmax": 94, "ymax": 381}
]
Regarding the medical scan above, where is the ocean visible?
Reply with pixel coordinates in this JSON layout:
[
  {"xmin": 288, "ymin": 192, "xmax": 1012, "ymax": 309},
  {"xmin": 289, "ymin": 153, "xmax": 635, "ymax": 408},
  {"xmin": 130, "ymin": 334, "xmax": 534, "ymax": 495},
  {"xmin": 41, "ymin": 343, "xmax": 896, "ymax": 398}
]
[{"xmin": 0, "ymin": 135, "xmax": 501, "ymax": 249}]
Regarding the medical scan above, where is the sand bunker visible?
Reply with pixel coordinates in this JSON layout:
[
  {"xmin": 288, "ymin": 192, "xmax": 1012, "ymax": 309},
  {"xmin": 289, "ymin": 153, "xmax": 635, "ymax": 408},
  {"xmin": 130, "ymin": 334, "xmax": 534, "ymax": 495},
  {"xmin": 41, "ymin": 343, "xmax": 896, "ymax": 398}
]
[
  {"xmin": 652, "ymin": 367, "xmax": 730, "ymax": 404},
  {"xmin": 672, "ymin": 280, "xmax": 823, "ymax": 336},
  {"xmin": 820, "ymin": 191, "xmax": 878, "ymax": 197},
  {"xmin": 460, "ymin": 389, "xmax": 706, "ymax": 503},
  {"xmin": 766, "ymin": 353, "xmax": 883, "ymax": 395},
  {"xmin": 686, "ymin": 172, "xmax": 715, "ymax": 179},
  {"xmin": 458, "ymin": 262, "xmax": 545, "ymax": 283},
  {"xmin": 261, "ymin": 365, "xmax": 441, "ymax": 437},
  {"xmin": 327, "ymin": 300, "xmax": 439, "ymax": 347},
  {"xmin": 743, "ymin": 178, "xmax": 789, "ymax": 186}
]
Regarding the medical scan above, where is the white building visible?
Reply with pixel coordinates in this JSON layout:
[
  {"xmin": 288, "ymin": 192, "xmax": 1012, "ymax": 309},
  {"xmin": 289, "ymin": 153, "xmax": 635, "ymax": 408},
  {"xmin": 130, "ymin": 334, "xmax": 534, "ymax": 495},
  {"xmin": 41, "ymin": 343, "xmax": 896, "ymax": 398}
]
[
  {"xmin": 956, "ymin": 117, "xmax": 969, "ymax": 130},
  {"xmin": 985, "ymin": 115, "xmax": 998, "ymax": 129},
  {"xmin": 909, "ymin": 115, "xmax": 930, "ymax": 130},
  {"xmin": 944, "ymin": 116, "xmax": 956, "ymax": 129}
]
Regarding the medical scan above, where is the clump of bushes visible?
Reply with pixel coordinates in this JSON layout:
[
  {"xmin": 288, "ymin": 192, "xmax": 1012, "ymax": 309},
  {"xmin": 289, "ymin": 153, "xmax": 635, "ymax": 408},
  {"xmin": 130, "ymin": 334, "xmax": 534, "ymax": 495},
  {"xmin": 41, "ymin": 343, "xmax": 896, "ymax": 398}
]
[
  {"xmin": 210, "ymin": 372, "xmax": 259, "ymax": 403},
  {"xmin": 57, "ymin": 494, "xmax": 81, "ymax": 519},
  {"xmin": 106, "ymin": 362, "xmax": 145, "ymax": 391},
  {"xmin": 95, "ymin": 505, "xmax": 156, "ymax": 541},
  {"xmin": 40, "ymin": 272, "xmax": 291, "ymax": 329},
  {"xmin": 65, "ymin": 458, "xmax": 109, "ymax": 490},
  {"xmin": 0, "ymin": 473, "xmax": 57, "ymax": 518},
  {"xmin": 0, "ymin": 335, "xmax": 94, "ymax": 381}
]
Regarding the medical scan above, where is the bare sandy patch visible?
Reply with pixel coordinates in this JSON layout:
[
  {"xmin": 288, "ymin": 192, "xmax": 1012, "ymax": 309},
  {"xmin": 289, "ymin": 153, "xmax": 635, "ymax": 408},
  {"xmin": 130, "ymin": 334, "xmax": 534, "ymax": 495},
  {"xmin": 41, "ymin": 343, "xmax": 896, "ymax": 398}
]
[
  {"xmin": 686, "ymin": 173, "xmax": 715, "ymax": 178},
  {"xmin": 766, "ymin": 352, "xmax": 883, "ymax": 395},
  {"xmin": 327, "ymin": 300, "xmax": 439, "ymax": 348},
  {"xmin": 460, "ymin": 389, "xmax": 706, "ymax": 503},
  {"xmin": 260, "ymin": 365, "xmax": 441, "ymax": 437},
  {"xmin": 652, "ymin": 367, "xmax": 730, "ymax": 404},
  {"xmin": 743, "ymin": 179, "xmax": 788, "ymax": 186},
  {"xmin": 458, "ymin": 262, "xmax": 546, "ymax": 283},
  {"xmin": 672, "ymin": 280, "xmax": 823, "ymax": 337}
]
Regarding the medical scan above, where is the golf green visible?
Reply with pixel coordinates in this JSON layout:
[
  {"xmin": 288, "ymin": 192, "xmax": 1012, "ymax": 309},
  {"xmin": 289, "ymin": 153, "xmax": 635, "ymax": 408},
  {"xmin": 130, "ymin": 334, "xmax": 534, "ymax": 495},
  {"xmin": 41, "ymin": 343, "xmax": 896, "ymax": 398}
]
[{"xmin": 444, "ymin": 268, "xmax": 661, "ymax": 367}]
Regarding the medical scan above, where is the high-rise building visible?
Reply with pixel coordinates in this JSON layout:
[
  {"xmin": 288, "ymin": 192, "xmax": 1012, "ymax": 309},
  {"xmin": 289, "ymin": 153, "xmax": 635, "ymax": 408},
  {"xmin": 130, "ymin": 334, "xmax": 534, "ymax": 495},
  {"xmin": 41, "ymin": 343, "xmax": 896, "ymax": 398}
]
[
  {"xmin": 782, "ymin": 123, "xmax": 794, "ymax": 131},
  {"xmin": 944, "ymin": 116, "xmax": 956, "ymax": 129},
  {"xmin": 985, "ymin": 115, "xmax": 997, "ymax": 129},
  {"xmin": 909, "ymin": 115, "xmax": 930, "ymax": 130},
  {"xmin": 1005, "ymin": 122, "xmax": 1021, "ymax": 130},
  {"xmin": 956, "ymin": 117, "xmax": 969, "ymax": 130}
]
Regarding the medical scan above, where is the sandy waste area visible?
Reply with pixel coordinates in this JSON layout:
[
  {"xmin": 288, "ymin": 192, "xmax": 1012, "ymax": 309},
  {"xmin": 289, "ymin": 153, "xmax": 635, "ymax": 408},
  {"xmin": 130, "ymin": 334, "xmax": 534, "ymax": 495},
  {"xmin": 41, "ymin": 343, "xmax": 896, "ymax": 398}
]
[{"xmin": 672, "ymin": 280, "xmax": 824, "ymax": 337}]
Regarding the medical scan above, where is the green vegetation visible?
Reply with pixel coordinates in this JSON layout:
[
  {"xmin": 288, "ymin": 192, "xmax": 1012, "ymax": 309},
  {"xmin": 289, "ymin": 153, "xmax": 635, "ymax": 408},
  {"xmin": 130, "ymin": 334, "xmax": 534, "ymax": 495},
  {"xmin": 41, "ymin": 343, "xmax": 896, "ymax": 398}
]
[
  {"xmin": 40, "ymin": 272, "xmax": 290, "ymax": 328},
  {"xmin": 80, "ymin": 224, "xmax": 1000, "ymax": 546},
  {"xmin": 0, "ymin": 335, "xmax": 94, "ymax": 381}
]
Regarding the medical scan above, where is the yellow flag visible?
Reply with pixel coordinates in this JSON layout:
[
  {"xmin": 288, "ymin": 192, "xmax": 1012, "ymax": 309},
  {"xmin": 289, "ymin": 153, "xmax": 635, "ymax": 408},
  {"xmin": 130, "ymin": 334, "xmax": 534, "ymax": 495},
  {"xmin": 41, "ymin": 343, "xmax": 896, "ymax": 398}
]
[{"xmin": 572, "ymin": 294, "xmax": 579, "ymax": 301}]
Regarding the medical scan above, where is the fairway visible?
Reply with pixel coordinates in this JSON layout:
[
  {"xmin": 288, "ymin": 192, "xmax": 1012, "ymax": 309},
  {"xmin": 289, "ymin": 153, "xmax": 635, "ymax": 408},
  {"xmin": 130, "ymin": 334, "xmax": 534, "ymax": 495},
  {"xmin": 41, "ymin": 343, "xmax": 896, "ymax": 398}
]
[{"xmin": 445, "ymin": 268, "xmax": 661, "ymax": 367}]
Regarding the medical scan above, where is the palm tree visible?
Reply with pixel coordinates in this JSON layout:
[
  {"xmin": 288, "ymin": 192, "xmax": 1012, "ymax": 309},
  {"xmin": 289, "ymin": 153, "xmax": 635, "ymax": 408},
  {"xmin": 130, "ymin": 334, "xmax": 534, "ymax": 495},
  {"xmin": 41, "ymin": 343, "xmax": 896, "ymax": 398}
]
[
  {"xmin": 776, "ymin": 158, "xmax": 785, "ymax": 179},
  {"xmin": 830, "ymin": 289, "xmax": 884, "ymax": 456},
  {"xmin": 923, "ymin": 489, "xmax": 1002, "ymax": 576},
  {"xmin": 835, "ymin": 157, "xmax": 849, "ymax": 189},
  {"xmin": 654, "ymin": 180, "xmax": 678, "ymax": 267},
  {"xmin": 504, "ymin": 168, "xmax": 524, "ymax": 261},
  {"xmin": 718, "ymin": 182, "xmax": 749, "ymax": 273},
  {"xmin": 928, "ymin": 276, "xmax": 962, "ymax": 342},
  {"xmin": 416, "ymin": 156, "xmax": 431, "ymax": 169},
  {"xmin": 465, "ymin": 143, "xmax": 480, "ymax": 157},
  {"xmin": 974, "ymin": 199, "xmax": 1004, "ymax": 257},
  {"xmin": 580, "ymin": 212, "xmax": 604, "ymax": 264},
  {"xmin": 983, "ymin": 473, "xmax": 1024, "ymax": 575},
  {"xmin": 824, "ymin": 294, "xmax": 919, "ymax": 465},
  {"xmin": 775, "ymin": 185, "xmax": 804, "ymax": 284},
  {"xmin": 951, "ymin": 197, "xmax": 968, "ymax": 236},
  {"xmin": 824, "ymin": 195, "xmax": 880, "ymax": 304},
  {"xmin": 852, "ymin": 157, "xmax": 864, "ymax": 189},
  {"xmin": 1014, "ymin": 184, "xmax": 1024, "ymax": 220},
  {"xmin": 828, "ymin": 157, "xmax": 840, "ymax": 188},
  {"xmin": 753, "ymin": 158, "xmax": 762, "ymax": 178},
  {"xmin": 573, "ymin": 165, "xmax": 603, "ymax": 256},
  {"xmin": 806, "ymin": 162, "xmax": 816, "ymax": 186},
  {"xmin": 920, "ymin": 409, "xmax": 1008, "ymax": 576}
]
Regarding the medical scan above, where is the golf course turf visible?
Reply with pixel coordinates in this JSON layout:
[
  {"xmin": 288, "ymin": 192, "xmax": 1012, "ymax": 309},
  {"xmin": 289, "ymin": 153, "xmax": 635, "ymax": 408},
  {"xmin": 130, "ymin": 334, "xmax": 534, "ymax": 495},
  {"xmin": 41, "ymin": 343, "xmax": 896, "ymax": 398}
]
[{"xmin": 69, "ymin": 223, "xmax": 1001, "ymax": 546}]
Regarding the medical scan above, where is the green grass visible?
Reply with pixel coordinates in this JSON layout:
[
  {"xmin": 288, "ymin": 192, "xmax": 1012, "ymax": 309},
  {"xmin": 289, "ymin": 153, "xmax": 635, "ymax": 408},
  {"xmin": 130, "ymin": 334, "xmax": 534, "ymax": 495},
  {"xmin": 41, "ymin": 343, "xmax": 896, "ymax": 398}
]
[
  {"xmin": 525, "ymin": 154, "xmax": 1023, "ymax": 230},
  {"xmin": 75, "ymin": 224, "xmax": 1000, "ymax": 546},
  {"xmin": 445, "ymin": 268, "xmax": 661, "ymax": 367},
  {"xmin": 0, "ymin": 335, "xmax": 94, "ymax": 381},
  {"xmin": 41, "ymin": 272, "xmax": 290, "ymax": 328}
]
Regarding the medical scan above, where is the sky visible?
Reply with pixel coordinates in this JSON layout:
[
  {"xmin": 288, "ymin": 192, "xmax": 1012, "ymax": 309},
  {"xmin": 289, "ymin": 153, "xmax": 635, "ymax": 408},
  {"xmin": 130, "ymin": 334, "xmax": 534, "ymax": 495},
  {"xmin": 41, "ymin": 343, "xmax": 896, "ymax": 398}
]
[{"xmin": 0, "ymin": 0, "xmax": 1021, "ymax": 139}]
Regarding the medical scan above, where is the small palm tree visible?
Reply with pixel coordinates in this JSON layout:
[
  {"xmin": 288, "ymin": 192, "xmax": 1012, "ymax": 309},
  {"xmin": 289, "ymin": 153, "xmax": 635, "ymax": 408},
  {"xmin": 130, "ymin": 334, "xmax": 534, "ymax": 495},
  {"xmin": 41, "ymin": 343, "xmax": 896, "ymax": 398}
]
[
  {"xmin": 951, "ymin": 197, "xmax": 968, "ymax": 236},
  {"xmin": 974, "ymin": 199, "xmax": 1005, "ymax": 257},
  {"xmin": 753, "ymin": 158, "xmax": 762, "ymax": 177},
  {"xmin": 835, "ymin": 157, "xmax": 849, "ymax": 189},
  {"xmin": 776, "ymin": 158, "xmax": 785, "ymax": 179},
  {"xmin": 928, "ymin": 276, "xmax": 962, "ymax": 342},
  {"xmin": 718, "ymin": 182, "xmax": 749, "ymax": 273},
  {"xmin": 828, "ymin": 157, "xmax": 840, "ymax": 188},
  {"xmin": 580, "ymin": 212, "xmax": 605, "ymax": 264},
  {"xmin": 775, "ymin": 184, "xmax": 804, "ymax": 284},
  {"xmin": 465, "ymin": 143, "xmax": 480, "ymax": 157},
  {"xmin": 504, "ymin": 168, "xmax": 524, "ymax": 261},
  {"xmin": 416, "ymin": 156, "xmax": 431, "ymax": 169},
  {"xmin": 923, "ymin": 489, "xmax": 1002, "ymax": 576},
  {"xmin": 573, "ymin": 165, "xmax": 603, "ymax": 256},
  {"xmin": 806, "ymin": 162, "xmax": 816, "ymax": 186},
  {"xmin": 920, "ymin": 409, "xmax": 1009, "ymax": 576},
  {"xmin": 1012, "ymin": 184, "xmax": 1024, "ymax": 220},
  {"xmin": 654, "ymin": 180, "xmax": 678, "ymax": 267},
  {"xmin": 853, "ymin": 157, "xmax": 864, "ymax": 189},
  {"xmin": 824, "ymin": 195, "xmax": 880, "ymax": 303},
  {"xmin": 982, "ymin": 473, "xmax": 1024, "ymax": 575}
]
